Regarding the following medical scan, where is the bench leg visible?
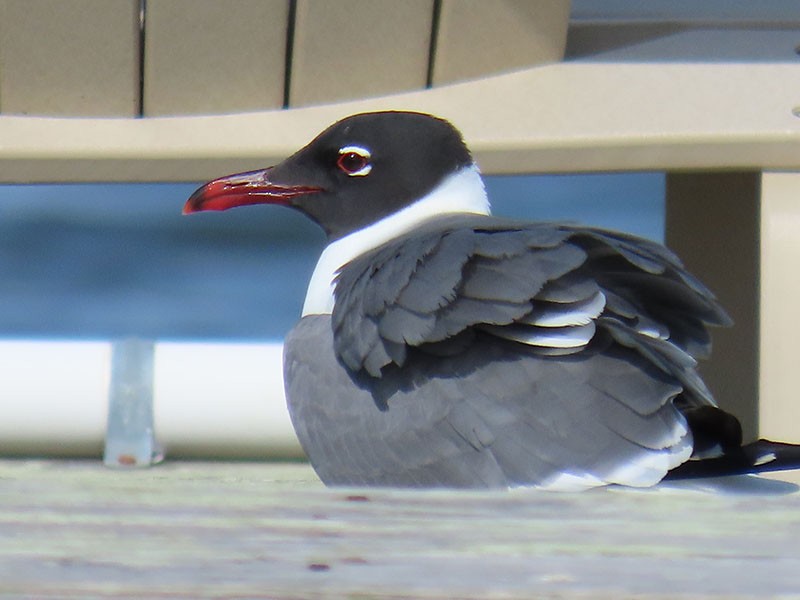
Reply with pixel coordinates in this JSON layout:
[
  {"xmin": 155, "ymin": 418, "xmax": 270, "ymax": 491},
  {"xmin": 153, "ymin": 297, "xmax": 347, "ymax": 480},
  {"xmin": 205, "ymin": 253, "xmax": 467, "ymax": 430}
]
[{"xmin": 759, "ymin": 172, "xmax": 800, "ymax": 442}]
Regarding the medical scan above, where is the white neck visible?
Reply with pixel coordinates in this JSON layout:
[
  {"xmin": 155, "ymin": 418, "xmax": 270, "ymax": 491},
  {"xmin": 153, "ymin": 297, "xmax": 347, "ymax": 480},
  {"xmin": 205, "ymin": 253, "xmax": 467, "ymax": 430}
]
[{"xmin": 302, "ymin": 164, "xmax": 491, "ymax": 316}]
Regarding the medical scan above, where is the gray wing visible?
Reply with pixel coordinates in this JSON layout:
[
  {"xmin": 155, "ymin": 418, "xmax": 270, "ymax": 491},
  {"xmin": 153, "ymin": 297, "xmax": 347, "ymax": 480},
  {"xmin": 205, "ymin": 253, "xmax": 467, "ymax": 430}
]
[
  {"xmin": 311, "ymin": 215, "xmax": 732, "ymax": 488},
  {"xmin": 333, "ymin": 215, "xmax": 728, "ymax": 394}
]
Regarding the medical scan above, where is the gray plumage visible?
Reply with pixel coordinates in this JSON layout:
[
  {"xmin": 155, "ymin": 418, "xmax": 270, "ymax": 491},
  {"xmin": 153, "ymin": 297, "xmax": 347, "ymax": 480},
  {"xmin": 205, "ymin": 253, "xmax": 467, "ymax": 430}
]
[{"xmin": 285, "ymin": 214, "xmax": 729, "ymax": 488}]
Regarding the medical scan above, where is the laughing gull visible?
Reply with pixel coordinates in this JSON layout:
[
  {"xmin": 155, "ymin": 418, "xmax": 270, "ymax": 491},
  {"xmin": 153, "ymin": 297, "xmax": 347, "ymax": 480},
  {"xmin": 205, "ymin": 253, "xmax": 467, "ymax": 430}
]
[{"xmin": 185, "ymin": 111, "xmax": 800, "ymax": 490}]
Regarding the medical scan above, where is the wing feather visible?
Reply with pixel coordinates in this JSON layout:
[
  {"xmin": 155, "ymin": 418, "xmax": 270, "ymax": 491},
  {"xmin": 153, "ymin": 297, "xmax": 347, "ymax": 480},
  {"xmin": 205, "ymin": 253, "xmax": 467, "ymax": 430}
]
[{"xmin": 332, "ymin": 216, "xmax": 730, "ymax": 392}]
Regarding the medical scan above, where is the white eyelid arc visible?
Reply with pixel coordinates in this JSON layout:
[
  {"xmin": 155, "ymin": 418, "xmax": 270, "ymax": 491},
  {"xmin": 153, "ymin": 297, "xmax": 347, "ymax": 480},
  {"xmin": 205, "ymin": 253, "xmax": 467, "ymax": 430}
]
[{"xmin": 338, "ymin": 145, "xmax": 372, "ymax": 176}]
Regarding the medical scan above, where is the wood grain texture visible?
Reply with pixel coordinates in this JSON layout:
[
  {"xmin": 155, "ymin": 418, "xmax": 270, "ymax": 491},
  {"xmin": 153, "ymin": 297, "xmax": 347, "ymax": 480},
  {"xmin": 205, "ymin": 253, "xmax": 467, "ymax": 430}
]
[{"xmin": 1, "ymin": 459, "xmax": 799, "ymax": 598}]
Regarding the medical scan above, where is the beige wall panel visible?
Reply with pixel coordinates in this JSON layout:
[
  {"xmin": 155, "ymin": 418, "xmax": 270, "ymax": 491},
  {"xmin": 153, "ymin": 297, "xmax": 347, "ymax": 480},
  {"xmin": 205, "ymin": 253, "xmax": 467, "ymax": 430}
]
[
  {"xmin": 0, "ymin": 0, "xmax": 140, "ymax": 116},
  {"xmin": 760, "ymin": 172, "xmax": 800, "ymax": 442},
  {"xmin": 432, "ymin": 0, "xmax": 570, "ymax": 86},
  {"xmin": 290, "ymin": 0, "xmax": 432, "ymax": 107},
  {"xmin": 144, "ymin": 0, "xmax": 288, "ymax": 116},
  {"xmin": 665, "ymin": 173, "xmax": 760, "ymax": 442}
]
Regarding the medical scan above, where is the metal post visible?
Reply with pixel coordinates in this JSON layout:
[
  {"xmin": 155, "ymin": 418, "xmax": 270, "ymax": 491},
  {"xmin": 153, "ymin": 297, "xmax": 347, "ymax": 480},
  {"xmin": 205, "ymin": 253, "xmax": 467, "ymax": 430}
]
[{"xmin": 104, "ymin": 338, "xmax": 162, "ymax": 467}]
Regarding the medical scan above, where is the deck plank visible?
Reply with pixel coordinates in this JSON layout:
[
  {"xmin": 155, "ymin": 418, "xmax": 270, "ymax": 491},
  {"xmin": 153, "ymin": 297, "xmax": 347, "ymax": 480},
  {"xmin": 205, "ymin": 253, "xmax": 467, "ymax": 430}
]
[{"xmin": 0, "ymin": 459, "xmax": 799, "ymax": 599}]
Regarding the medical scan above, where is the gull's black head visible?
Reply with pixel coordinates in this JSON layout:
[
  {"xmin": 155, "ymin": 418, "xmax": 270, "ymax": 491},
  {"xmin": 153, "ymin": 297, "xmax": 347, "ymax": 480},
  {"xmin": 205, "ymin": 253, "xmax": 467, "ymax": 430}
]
[{"xmin": 184, "ymin": 111, "xmax": 474, "ymax": 240}]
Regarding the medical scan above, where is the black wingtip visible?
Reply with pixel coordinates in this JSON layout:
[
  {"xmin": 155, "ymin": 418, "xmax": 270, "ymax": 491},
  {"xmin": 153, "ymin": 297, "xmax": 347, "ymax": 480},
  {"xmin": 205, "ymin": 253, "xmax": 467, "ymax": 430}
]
[{"xmin": 665, "ymin": 439, "xmax": 800, "ymax": 480}]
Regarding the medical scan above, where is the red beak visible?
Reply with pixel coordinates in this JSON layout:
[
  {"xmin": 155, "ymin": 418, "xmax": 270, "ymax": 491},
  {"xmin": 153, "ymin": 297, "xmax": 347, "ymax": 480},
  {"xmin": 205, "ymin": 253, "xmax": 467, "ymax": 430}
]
[{"xmin": 183, "ymin": 168, "xmax": 322, "ymax": 214}]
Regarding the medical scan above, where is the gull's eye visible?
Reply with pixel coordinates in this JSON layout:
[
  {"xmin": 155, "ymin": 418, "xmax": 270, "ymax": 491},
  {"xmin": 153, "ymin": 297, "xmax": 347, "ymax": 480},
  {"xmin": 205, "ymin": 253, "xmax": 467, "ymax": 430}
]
[{"xmin": 336, "ymin": 146, "xmax": 372, "ymax": 177}]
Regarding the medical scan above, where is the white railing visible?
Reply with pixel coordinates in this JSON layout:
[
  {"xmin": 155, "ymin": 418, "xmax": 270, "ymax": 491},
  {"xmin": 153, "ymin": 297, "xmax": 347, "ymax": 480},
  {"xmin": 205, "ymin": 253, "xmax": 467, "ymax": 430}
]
[{"xmin": 0, "ymin": 339, "xmax": 301, "ymax": 462}]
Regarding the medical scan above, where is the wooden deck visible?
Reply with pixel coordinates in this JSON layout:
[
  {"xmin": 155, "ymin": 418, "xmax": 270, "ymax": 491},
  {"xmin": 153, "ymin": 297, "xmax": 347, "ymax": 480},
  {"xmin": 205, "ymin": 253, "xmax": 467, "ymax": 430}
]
[{"xmin": 1, "ymin": 460, "xmax": 799, "ymax": 599}]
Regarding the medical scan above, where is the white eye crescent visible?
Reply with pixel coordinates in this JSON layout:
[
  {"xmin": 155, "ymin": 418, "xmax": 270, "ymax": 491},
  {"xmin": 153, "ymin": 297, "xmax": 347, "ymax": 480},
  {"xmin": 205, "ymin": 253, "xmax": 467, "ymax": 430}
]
[{"xmin": 337, "ymin": 146, "xmax": 372, "ymax": 177}]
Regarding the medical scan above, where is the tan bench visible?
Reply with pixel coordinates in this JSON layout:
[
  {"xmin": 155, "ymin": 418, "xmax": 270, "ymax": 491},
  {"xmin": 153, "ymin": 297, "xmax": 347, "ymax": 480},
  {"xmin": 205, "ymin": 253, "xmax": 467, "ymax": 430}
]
[{"xmin": 1, "ymin": 0, "xmax": 798, "ymax": 444}]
